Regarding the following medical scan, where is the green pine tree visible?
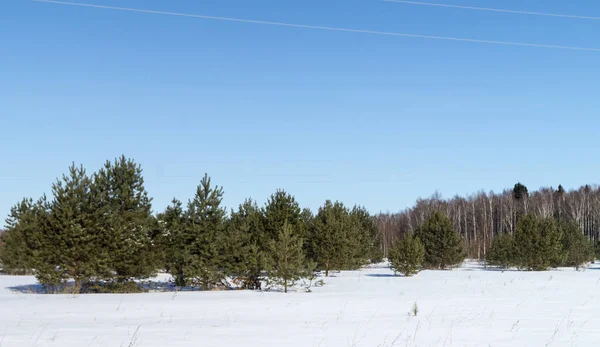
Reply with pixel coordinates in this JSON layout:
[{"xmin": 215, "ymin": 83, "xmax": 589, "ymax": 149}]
[
  {"xmin": 416, "ymin": 211, "xmax": 465, "ymax": 269},
  {"xmin": 266, "ymin": 222, "xmax": 314, "ymax": 293},
  {"xmin": 513, "ymin": 215, "xmax": 565, "ymax": 271},
  {"xmin": 388, "ymin": 234, "xmax": 425, "ymax": 276},
  {"xmin": 349, "ymin": 205, "xmax": 384, "ymax": 264},
  {"xmin": 157, "ymin": 199, "xmax": 190, "ymax": 287},
  {"xmin": 92, "ymin": 156, "xmax": 158, "ymax": 284},
  {"xmin": 486, "ymin": 233, "xmax": 515, "ymax": 270},
  {"xmin": 184, "ymin": 173, "xmax": 228, "ymax": 290},
  {"xmin": 262, "ymin": 190, "xmax": 303, "ymax": 241},
  {"xmin": 311, "ymin": 200, "xmax": 352, "ymax": 276},
  {"xmin": 0, "ymin": 198, "xmax": 40, "ymax": 275},
  {"xmin": 224, "ymin": 199, "xmax": 267, "ymax": 290},
  {"xmin": 558, "ymin": 221, "xmax": 593, "ymax": 270},
  {"xmin": 47, "ymin": 164, "xmax": 108, "ymax": 292}
]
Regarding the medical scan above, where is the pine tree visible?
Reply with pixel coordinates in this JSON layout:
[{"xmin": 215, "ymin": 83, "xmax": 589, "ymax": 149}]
[
  {"xmin": 416, "ymin": 211, "xmax": 464, "ymax": 269},
  {"xmin": 266, "ymin": 222, "xmax": 314, "ymax": 293},
  {"xmin": 0, "ymin": 198, "xmax": 39, "ymax": 275},
  {"xmin": 350, "ymin": 205, "xmax": 384, "ymax": 264},
  {"xmin": 388, "ymin": 234, "xmax": 425, "ymax": 276},
  {"xmin": 559, "ymin": 221, "xmax": 594, "ymax": 270},
  {"xmin": 262, "ymin": 190, "xmax": 303, "ymax": 241},
  {"xmin": 184, "ymin": 173, "xmax": 228, "ymax": 289},
  {"xmin": 4, "ymin": 196, "xmax": 66, "ymax": 290},
  {"xmin": 224, "ymin": 199, "xmax": 267, "ymax": 290},
  {"xmin": 311, "ymin": 200, "xmax": 351, "ymax": 276},
  {"xmin": 513, "ymin": 182, "xmax": 529, "ymax": 221},
  {"xmin": 486, "ymin": 233, "xmax": 515, "ymax": 269},
  {"xmin": 157, "ymin": 199, "xmax": 189, "ymax": 287},
  {"xmin": 513, "ymin": 215, "xmax": 565, "ymax": 271},
  {"xmin": 47, "ymin": 164, "xmax": 108, "ymax": 292},
  {"xmin": 92, "ymin": 156, "xmax": 158, "ymax": 283}
]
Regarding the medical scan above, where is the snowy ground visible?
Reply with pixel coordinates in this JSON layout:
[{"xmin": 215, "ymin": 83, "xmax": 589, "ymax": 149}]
[{"xmin": 2, "ymin": 262, "xmax": 600, "ymax": 347}]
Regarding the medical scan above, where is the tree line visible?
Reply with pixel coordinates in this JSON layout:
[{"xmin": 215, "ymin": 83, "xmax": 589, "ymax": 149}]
[
  {"xmin": 376, "ymin": 183, "xmax": 600, "ymax": 260},
  {"xmin": 0, "ymin": 156, "xmax": 383, "ymax": 293}
]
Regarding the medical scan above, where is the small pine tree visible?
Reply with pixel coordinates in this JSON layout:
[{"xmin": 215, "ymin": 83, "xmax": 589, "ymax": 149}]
[
  {"xmin": 311, "ymin": 200, "xmax": 352, "ymax": 276},
  {"xmin": 513, "ymin": 215, "xmax": 565, "ymax": 271},
  {"xmin": 559, "ymin": 221, "xmax": 594, "ymax": 270},
  {"xmin": 486, "ymin": 233, "xmax": 515, "ymax": 269},
  {"xmin": 224, "ymin": 199, "xmax": 267, "ymax": 290},
  {"xmin": 0, "ymin": 198, "xmax": 40, "ymax": 275},
  {"xmin": 349, "ymin": 205, "xmax": 384, "ymax": 264},
  {"xmin": 157, "ymin": 199, "xmax": 190, "ymax": 287},
  {"xmin": 416, "ymin": 211, "xmax": 465, "ymax": 269},
  {"xmin": 185, "ymin": 174, "xmax": 228, "ymax": 290},
  {"xmin": 266, "ymin": 222, "xmax": 314, "ymax": 293},
  {"xmin": 388, "ymin": 234, "xmax": 425, "ymax": 276}
]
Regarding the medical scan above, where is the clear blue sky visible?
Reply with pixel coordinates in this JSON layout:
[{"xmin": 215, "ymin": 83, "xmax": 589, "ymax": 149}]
[{"xmin": 2, "ymin": 0, "xmax": 600, "ymax": 218}]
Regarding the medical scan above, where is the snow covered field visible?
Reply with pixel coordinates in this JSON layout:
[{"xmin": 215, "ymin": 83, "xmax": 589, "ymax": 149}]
[{"xmin": 2, "ymin": 262, "xmax": 600, "ymax": 347}]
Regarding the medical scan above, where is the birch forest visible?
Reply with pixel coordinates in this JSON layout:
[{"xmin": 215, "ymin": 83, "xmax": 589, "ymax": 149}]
[{"xmin": 375, "ymin": 183, "xmax": 600, "ymax": 259}]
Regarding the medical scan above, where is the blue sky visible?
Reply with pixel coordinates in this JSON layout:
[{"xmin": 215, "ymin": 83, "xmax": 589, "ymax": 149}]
[{"xmin": 2, "ymin": 0, "xmax": 600, "ymax": 217}]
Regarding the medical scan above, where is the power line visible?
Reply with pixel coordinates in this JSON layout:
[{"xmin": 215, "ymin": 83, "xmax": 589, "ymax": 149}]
[
  {"xmin": 33, "ymin": 0, "xmax": 600, "ymax": 52},
  {"xmin": 383, "ymin": 0, "xmax": 600, "ymax": 21}
]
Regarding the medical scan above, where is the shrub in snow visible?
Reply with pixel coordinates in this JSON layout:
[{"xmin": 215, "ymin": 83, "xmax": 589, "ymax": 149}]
[{"xmin": 388, "ymin": 234, "xmax": 425, "ymax": 277}]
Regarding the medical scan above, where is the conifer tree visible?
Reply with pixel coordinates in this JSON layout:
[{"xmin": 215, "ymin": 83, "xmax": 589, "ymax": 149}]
[
  {"xmin": 157, "ymin": 199, "xmax": 189, "ymax": 287},
  {"xmin": 184, "ymin": 173, "xmax": 228, "ymax": 289},
  {"xmin": 513, "ymin": 215, "xmax": 564, "ymax": 271},
  {"xmin": 0, "ymin": 198, "xmax": 39, "ymax": 275},
  {"xmin": 558, "ymin": 221, "xmax": 594, "ymax": 269},
  {"xmin": 486, "ymin": 233, "xmax": 515, "ymax": 269},
  {"xmin": 266, "ymin": 222, "xmax": 314, "ymax": 293},
  {"xmin": 311, "ymin": 200, "xmax": 351, "ymax": 276},
  {"xmin": 262, "ymin": 190, "xmax": 303, "ymax": 241},
  {"xmin": 47, "ymin": 164, "xmax": 107, "ymax": 292},
  {"xmin": 3, "ymin": 196, "xmax": 65, "ymax": 290},
  {"xmin": 388, "ymin": 234, "xmax": 425, "ymax": 276},
  {"xmin": 513, "ymin": 182, "xmax": 529, "ymax": 221},
  {"xmin": 350, "ymin": 205, "xmax": 384, "ymax": 264},
  {"xmin": 224, "ymin": 199, "xmax": 266, "ymax": 290},
  {"xmin": 92, "ymin": 156, "xmax": 158, "ymax": 283},
  {"xmin": 416, "ymin": 211, "xmax": 464, "ymax": 269}
]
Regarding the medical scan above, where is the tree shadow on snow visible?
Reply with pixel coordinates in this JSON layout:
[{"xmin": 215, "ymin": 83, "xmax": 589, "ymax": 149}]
[
  {"xmin": 8, "ymin": 283, "xmax": 51, "ymax": 294},
  {"xmin": 365, "ymin": 273, "xmax": 402, "ymax": 278}
]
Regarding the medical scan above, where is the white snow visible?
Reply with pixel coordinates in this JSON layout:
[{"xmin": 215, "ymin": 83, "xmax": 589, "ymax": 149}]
[{"xmin": 2, "ymin": 262, "xmax": 600, "ymax": 346}]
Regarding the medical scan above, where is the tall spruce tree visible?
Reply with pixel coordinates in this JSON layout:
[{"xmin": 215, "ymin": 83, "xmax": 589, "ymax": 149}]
[
  {"xmin": 266, "ymin": 222, "xmax": 314, "ymax": 293},
  {"xmin": 92, "ymin": 156, "xmax": 157, "ymax": 283},
  {"xmin": 416, "ymin": 211, "xmax": 464, "ymax": 269}
]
